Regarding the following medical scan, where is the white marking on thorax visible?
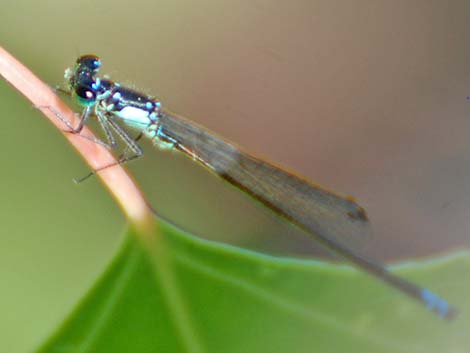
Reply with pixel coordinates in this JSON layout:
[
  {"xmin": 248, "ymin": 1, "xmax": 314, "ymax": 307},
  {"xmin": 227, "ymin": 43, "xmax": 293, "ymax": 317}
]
[{"xmin": 113, "ymin": 106, "xmax": 152, "ymax": 127}]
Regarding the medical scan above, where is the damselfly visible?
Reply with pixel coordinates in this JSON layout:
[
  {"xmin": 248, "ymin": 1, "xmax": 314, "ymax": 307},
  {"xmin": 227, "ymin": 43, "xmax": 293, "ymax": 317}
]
[{"xmin": 59, "ymin": 54, "xmax": 456, "ymax": 319}]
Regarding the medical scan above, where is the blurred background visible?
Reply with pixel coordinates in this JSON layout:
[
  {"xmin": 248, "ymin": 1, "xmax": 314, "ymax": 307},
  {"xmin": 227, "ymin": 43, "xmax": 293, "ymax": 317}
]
[{"xmin": 1, "ymin": 0, "xmax": 470, "ymax": 352}]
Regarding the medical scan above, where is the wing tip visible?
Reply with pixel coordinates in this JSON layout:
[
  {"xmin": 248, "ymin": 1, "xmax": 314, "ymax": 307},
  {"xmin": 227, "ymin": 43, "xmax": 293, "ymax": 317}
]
[{"xmin": 345, "ymin": 196, "xmax": 369, "ymax": 222}]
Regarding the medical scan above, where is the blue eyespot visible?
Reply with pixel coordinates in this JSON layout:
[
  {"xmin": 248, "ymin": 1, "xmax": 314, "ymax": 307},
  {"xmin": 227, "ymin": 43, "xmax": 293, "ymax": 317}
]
[{"xmin": 91, "ymin": 78, "xmax": 101, "ymax": 91}]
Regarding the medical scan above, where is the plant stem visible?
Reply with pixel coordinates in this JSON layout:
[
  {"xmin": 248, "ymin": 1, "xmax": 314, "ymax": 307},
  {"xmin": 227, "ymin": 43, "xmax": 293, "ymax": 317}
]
[
  {"xmin": 0, "ymin": 46, "xmax": 205, "ymax": 353},
  {"xmin": 0, "ymin": 46, "xmax": 153, "ymax": 231}
]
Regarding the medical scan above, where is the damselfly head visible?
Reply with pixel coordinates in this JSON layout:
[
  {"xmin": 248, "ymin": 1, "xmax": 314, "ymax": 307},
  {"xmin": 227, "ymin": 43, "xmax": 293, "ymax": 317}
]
[
  {"xmin": 65, "ymin": 55, "xmax": 101, "ymax": 89},
  {"xmin": 76, "ymin": 55, "xmax": 101, "ymax": 73},
  {"xmin": 65, "ymin": 55, "xmax": 104, "ymax": 107}
]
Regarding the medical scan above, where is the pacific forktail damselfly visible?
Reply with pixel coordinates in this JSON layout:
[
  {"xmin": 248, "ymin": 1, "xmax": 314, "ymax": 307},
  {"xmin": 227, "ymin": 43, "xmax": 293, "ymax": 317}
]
[{"xmin": 59, "ymin": 54, "xmax": 457, "ymax": 320}]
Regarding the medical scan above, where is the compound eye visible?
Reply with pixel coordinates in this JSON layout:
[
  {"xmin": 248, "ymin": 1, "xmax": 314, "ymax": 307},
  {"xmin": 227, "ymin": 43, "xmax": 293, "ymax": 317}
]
[
  {"xmin": 77, "ymin": 54, "xmax": 101, "ymax": 72},
  {"xmin": 75, "ymin": 85, "xmax": 97, "ymax": 107}
]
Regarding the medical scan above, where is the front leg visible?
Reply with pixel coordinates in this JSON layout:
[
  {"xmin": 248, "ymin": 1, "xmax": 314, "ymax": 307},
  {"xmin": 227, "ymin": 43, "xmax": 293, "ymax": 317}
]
[
  {"xmin": 40, "ymin": 104, "xmax": 92, "ymax": 133},
  {"xmin": 39, "ymin": 105, "xmax": 112, "ymax": 149},
  {"xmin": 68, "ymin": 105, "xmax": 92, "ymax": 134}
]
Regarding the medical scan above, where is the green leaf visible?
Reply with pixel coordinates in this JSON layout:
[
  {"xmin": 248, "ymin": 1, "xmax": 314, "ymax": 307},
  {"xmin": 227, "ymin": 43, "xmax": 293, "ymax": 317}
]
[{"xmin": 36, "ymin": 220, "xmax": 468, "ymax": 353}]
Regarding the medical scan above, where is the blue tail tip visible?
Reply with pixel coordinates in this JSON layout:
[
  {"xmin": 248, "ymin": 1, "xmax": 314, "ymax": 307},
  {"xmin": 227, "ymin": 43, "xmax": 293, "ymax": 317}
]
[{"xmin": 421, "ymin": 289, "xmax": 458, "ymax": 320}]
